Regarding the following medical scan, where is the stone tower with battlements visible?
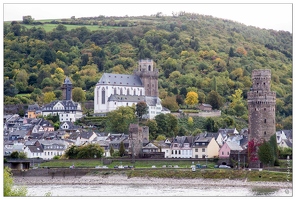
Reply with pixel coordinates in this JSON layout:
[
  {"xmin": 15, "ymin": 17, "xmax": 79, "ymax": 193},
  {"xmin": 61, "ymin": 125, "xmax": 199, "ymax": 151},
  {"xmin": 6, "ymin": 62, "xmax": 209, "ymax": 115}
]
[
  {"xmin": 134, "ymin": 59, "xmax": 159, "ymax": 97},
  {"xmin": 247, "ymin": 69, "xmax": 276, "ymax": 143}
]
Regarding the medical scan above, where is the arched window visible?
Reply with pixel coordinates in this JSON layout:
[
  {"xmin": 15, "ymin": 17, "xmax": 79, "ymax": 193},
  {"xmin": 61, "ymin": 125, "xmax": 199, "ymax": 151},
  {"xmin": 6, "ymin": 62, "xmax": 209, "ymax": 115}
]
[
  {"xmin": 134, "ymin": 89, "xmax": 136, "ymax": 95},
  {"xmin": 140, "ymin": 90, "xmax": 142, "ymax": 96},
  {"xmin": 102, "ymin": 88, "xmax": 105, "ymax": 104},
  {"xmin": 264, "ymin": 119, "xmax": 266, "ymax": 123},
  {"xmin": 97, "ymin": 89, "xmax": 99, "ymax": 104},
  {"xmin": 120, "ymin": 88, "xmax": 123, "ymax": 95},
  {"xmin": 114, "ymin": 88, "xmax": 116, "ymax": 95},
  {"xmin": 148, "ymin": 65, "xmax": 151, "ymax": 71},
  {"xmin": 127, "ymin": 88, "xmax": 130, "ymax": 95}
]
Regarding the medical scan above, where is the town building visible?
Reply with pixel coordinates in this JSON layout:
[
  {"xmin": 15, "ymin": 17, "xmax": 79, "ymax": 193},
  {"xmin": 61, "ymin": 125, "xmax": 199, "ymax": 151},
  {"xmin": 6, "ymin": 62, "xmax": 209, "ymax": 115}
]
[{"xmin": 41, "ymin": 77, "xmax": 83, "ymax": 122}]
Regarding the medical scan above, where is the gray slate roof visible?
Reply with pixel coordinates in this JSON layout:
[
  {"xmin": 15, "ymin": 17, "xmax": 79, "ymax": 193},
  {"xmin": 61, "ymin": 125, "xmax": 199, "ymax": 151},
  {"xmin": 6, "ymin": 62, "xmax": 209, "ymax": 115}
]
[
  {"xmin": 97, "ymin": 73, "xmax": 143, "ymax": 87},
  {"xmin": 42, "ymin": 100, "xmax": 81, "ymax": 111},
  {"xmin": 226, "ymin": 141, "xmax": 243, "ymax": 151},
  {"xmin": 109, "ymin": 94, "xmax": 144, "ymax": 102}
]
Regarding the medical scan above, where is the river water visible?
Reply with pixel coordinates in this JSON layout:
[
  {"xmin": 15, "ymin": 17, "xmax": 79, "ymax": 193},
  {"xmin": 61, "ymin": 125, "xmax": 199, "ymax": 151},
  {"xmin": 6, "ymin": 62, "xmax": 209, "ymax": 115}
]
[{"xmin": 25, "ymin": 184, "xmax": 292, "ymax": 197}]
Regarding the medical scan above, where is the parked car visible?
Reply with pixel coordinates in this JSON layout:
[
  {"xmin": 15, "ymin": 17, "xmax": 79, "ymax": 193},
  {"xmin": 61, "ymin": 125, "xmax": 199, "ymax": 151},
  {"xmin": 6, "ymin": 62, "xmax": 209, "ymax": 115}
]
[{"xmin": 219, "ymin": 165, "xmax": 231, "ymax": 169}]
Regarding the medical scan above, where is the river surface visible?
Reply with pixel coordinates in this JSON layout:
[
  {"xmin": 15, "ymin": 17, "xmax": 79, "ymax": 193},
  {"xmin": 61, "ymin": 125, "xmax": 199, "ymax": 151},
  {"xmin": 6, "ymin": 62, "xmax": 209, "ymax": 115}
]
[{"xmin": 25, "ymin": 184, "xmax": 292, "ymax": 197}]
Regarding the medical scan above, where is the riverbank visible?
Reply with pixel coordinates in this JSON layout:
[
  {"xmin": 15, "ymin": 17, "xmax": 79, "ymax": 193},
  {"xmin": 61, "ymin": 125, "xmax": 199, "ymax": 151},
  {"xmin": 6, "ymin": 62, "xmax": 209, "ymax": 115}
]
[{"xmin": 13, "ymin": 174, "xmax": 292, "ymax": 189}]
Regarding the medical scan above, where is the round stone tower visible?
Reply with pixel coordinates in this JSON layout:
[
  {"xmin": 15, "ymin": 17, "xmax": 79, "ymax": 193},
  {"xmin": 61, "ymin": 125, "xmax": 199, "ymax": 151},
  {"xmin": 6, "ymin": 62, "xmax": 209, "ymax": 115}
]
[{"xmin": 247, "ymin": 69, "xmax": 276, "ymax": 143}]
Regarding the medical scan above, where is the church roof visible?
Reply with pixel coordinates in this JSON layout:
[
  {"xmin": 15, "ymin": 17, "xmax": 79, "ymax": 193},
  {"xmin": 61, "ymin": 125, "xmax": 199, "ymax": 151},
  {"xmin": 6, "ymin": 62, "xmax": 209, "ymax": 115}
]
[
  {"xmin": 108, "ymin": 95, "xmax": 144, "ymax": 102},
  {"xmin": 97, "ymin": 73, "xmax": 143, "ymax": 86}
]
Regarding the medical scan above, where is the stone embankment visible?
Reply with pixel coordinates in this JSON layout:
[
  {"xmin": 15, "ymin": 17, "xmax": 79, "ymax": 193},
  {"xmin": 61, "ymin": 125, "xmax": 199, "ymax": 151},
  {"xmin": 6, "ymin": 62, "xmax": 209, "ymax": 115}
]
[{"xmin": 13, "ymin": 174, "xmax": 292, "ymax": 189}]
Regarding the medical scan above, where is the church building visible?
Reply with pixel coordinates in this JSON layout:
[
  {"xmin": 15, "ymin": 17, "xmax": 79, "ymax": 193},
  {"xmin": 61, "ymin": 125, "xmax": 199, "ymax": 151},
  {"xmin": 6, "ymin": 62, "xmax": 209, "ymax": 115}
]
[{"xmin": 94, "ymin": 59, "xmax": 169, "ymax": 119}]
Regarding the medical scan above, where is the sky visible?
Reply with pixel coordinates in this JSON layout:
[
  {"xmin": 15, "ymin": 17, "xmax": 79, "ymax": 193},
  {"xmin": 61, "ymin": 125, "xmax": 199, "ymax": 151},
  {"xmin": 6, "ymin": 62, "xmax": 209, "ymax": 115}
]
[{"xmin": 2, "ymin": 0, "xmax": 293, "ymax": 33}]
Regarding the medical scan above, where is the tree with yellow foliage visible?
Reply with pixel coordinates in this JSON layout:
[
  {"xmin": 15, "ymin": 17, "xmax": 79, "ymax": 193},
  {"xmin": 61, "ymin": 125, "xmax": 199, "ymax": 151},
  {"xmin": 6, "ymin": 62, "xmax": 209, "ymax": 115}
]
[
  {"xmin": 185, "ymin": 91, "xmax": 198, "ymax": 106},
  {"xmin": 43, "ymin": 91, "xmax": 56, "ymax": 104}
]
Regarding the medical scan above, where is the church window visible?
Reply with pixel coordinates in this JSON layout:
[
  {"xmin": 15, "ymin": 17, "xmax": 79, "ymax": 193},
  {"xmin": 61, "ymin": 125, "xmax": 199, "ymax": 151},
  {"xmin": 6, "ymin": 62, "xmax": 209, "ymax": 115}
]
[
  {"xmin": 102, "ymin": 88, "xmax": 105, "ymax": 104},
  {"xmin": 120, "ymin": 88, "xmax": 123, "ymax": 95},
  {"xmin": 134, "ymin": 90, "xmax": 136, "ymax": 95},
  {"xmin": 140, "ymin": 90, "xmax": 142, "ymax": 96},
  {"xmin": 127, "ymin": 88, "xmax": 130, "ymax": 95},
  {"xmin": 97, "ymin": 89, "xmax": 99, "ymax": 104},
  {"xmin": 114, "ymin": 88, "xmax": 116, "ymax": 94}
]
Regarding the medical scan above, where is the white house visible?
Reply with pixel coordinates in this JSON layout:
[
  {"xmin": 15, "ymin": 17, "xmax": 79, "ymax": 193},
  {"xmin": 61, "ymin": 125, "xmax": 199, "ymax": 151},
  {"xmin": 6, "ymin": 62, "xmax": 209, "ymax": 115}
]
[{"xmin": 42, "ymin": 77, "xmax": 83, "ymax": 122}]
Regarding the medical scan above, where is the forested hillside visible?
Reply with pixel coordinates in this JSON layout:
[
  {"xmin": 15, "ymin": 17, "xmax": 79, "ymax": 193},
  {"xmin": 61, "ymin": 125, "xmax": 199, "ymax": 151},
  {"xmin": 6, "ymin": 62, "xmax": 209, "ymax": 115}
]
[{"xmin": 3, "ymin": 12, "xmax": 292, "ymax": 132}]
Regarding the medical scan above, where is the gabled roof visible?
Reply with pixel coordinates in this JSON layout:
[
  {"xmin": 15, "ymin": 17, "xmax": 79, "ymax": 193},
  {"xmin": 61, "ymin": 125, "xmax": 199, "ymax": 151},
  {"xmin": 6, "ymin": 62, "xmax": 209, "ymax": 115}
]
[
  {"xmin": 144, "ymin": 96, "xmax": 161, "ymax": 106},
  {"xmin": 97, "ymin": 73, "xmax": 143, "ymax": 87},
  {"xmin": 27, "ymin": 145, "xmax": 43, "ymax": 153},
  {"xmin": 226, "ymin": 141, "xmax": 243, "ymax": 151},
  {"xmin": 80, "ymin": 131, "xmax": 96, "ymax": 139},
  {"xmin": 142, "ymin": 142, "xmax": 159, "ymax": 149},
  {"xmin": 28, "ymin": 103, "xmax": 40, "ymax": 111}
]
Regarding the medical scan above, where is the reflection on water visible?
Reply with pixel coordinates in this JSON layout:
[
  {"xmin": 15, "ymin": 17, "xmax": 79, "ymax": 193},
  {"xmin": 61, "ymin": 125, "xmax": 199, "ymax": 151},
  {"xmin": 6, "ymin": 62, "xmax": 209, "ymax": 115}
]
[{"xmin": 24, "ymin": 184, "xmax": 292, "ymax": 197}]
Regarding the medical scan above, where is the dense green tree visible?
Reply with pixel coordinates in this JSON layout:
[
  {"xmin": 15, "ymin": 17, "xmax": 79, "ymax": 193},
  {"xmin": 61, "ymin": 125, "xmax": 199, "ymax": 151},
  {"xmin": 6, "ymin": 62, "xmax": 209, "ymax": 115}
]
[
  {"xmin": 110, "ymin": 146, "xmax": 115, "ymax": 157},
  {"xmin": 161, "ymin": 95, "xmax": 179, "ymax": 111},
  {"xmin": 269, "ymin": 134, "xmax": 279, "ymax": 165},
  {"xmin": 136, "ymin": 101, "xmax": 148, "ymax": 120},
  {"xmin": 106, "ymin": 106, "xmax": 136, "ymax": 133},
  {"xmin": 72, "ymin": 87, "xmax": 86, "ymax": 102},
  {"xmin": 258, "ymin": 140, "xmax": 275, "ymax": 167},
  {"xmin": 43, "ymin": 91, "xmax": 56, "ymax": 104},
  {"xmin": 4, "ymin": 79, "xmax": 18, "ymax": 96},
  {"xmin": 119, "ymin": 141, "xmax": 125, "ymax": 157},
  {"xmin": 10, "ymin": 151, "xmax": 19, "ymax": 159},
  {"xmin": 206, "ymin": 90, "xmax": 223, "ymax": 110}
]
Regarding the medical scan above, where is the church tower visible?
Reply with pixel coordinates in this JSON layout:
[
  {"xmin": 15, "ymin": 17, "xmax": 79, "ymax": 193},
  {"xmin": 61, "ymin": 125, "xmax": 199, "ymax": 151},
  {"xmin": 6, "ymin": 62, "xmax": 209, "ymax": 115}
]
[
  {"xmin": 247, "ymin": 69, "xmax": 276, "ymax": 143},
  {"xmin": 134, "ymin": 59, "xmax": 159, "ymax": 97},
  {"xmin": 62, "ymin": 77, "xmax": 73, "ymax": 100}
]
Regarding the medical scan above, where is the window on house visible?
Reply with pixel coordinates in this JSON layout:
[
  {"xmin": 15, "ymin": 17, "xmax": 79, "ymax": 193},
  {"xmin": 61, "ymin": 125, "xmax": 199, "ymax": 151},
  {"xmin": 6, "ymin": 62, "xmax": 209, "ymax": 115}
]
[
  {"xmin": 264, "ymin": 119, "xmax": 266, "ymax": 123},
  {"xmin": 202, "ymin": 148, "xmax": 205, "ymax": 152},
  {"xmin": 179, "ymin": 150, "xmax": 181, "ymax": 154},
  {"xmin": 227, "ymin": 152, "xmax": 229, "ymax": 155},
  {"xmin": 222, "ymin": 152, "xmax": 224, "ymax": 155},
  {"xmin": 195, "ymin": 149, "xmax": 198, "ymax": 152}
]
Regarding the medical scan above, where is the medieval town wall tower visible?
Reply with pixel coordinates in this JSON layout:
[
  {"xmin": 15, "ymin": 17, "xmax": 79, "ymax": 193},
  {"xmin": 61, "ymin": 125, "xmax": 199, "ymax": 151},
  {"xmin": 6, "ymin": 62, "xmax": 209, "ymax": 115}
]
[{"xmin": 247, "ymin": 69, "xmax": 276, "ymax": 143}]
